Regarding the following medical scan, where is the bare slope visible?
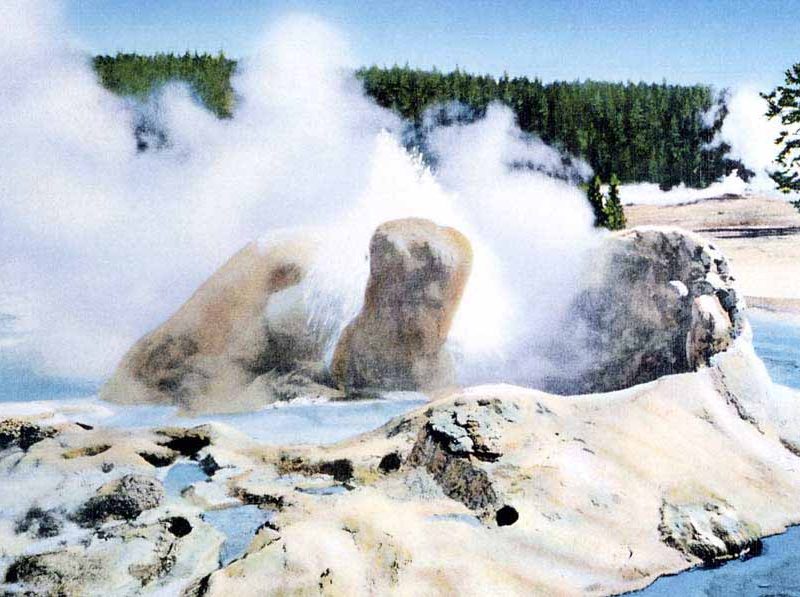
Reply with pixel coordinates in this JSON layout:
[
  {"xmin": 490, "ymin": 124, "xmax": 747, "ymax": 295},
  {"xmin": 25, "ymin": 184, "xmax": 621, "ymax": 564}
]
[{"xmin": 626, "ymin": 196, "xmax": 800, "ymax": 311}]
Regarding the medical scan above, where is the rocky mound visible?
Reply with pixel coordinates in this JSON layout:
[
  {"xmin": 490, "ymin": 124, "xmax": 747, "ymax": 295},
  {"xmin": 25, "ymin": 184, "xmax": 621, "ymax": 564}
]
[
  {"xmin": 103, "ymin": 218, "xmax": 473, "ymax": 411},
  {"xmin": 554, "ymin": 226, "xmax": 745, "ymax": 393},
  {"xmin": 101, "ymin": 233, "xmax": 328, "ymax": 413},
  {"xmin": 103, "ymin": 221, "xmax": 748, "ymax": 411},
  {"xmin": 3, "ymin": 337, "xmax": 800, "ymax": 595}
]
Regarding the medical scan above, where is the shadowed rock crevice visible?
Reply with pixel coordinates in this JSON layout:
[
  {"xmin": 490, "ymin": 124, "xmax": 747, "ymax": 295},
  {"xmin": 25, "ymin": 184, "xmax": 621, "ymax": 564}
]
[
  {"xmin": 407, "ymin": 400, "xmax": 517, "ymax": 511},
  {"xmin": 139, "ymin": 448, "xmax": 179, "ymax": 467},
  {"xmin": 156, "ymin": 427, "xmax": 212, "ymax": 457},
  {"xmin": 277, "ymin": 454, "xmax": 354, "ymax": 484}
]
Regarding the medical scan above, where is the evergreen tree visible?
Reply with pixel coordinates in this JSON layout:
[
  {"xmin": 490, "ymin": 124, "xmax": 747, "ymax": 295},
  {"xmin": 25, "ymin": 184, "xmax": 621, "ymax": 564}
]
[
  {"xmin": 763, "ymin": 62, "xmax": 800, "ymax": 209},
  {"xmin": 587, "ymin": 175, "xmax": 606, "ymax": 227},
  {"xmin": 604, "ymin": 174, "xmax": 627, "ymax": 230}
]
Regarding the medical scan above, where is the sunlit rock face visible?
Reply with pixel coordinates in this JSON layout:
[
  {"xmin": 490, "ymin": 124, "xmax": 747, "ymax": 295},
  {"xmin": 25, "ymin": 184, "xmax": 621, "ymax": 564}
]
[
  {"xmin": 101, "ymin": 234, "xmax": 334, "ymax": 413},
  {"xmin": 552, "ymin": 227, "xmax": 745, "ymax": 394},
  {"xmin": 102, "ymin": 217, "xmax": 472, "ymax": 411},
  {"xmin": 332, "ymin": 218, "xmax": 473, "ymax": 393}
]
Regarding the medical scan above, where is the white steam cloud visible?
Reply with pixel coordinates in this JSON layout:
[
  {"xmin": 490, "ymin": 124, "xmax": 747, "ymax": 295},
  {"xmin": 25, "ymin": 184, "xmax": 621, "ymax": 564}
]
[
  {"xmin": 622, "ymin": 87, "xmax": 790, "ymax": 206},
  {"xmin": 0, "ymin": 1, "xmax": 599, "ymax": 387},
  {"xmin": 711, "ymin": 87, "xmax": 783, "ymax": 179}
]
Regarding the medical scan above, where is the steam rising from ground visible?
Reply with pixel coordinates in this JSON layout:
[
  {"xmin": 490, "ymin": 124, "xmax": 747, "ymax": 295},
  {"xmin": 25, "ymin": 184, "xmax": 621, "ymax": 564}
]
[
  {"xmin": 622, "ymin": 88, "xmax": 790, "ymax": 206},
  {"xmin": 0, "ymin": 1, "xmax": 598, "ymax": 386}
]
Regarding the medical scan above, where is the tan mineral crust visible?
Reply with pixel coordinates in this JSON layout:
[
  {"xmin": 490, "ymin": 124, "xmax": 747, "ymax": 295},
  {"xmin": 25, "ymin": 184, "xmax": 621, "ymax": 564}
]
[{"xmin": 2, "ymin": 215, "xmax": 800, "ymax": 596}]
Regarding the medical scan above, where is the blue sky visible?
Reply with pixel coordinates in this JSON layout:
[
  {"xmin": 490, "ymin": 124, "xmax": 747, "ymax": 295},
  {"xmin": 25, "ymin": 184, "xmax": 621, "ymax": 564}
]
[{"xmin": 67, "ymin": 0, "xmax": 799, "ymax": 90}]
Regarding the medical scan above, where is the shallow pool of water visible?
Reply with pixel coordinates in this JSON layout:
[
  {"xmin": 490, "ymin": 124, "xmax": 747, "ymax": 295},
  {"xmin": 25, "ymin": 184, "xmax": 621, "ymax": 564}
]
[
  {"xmin": 749, "ymin": 310, "xmax": 800, "ymax": 389},
  {"xmin": 202, "ymin": 505, "xmax": 273, "ymax": 566},
  {"xmin": 633, "ymin": 525, "xmax": 800, "ymax": 596},
  {"xmin": 163, "ymin": 462, "xmax": 210, "ymax": 497}
]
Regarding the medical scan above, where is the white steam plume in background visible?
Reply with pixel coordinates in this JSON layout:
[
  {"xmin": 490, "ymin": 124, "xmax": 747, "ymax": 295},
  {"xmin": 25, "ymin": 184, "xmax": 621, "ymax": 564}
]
[
  {"xmin": 621, "ymin": 87, "xmax": 790, "ymax": 206},
  {"xmin": 0, "ymin": 0, "xmax": 599, "ymax": 387}
]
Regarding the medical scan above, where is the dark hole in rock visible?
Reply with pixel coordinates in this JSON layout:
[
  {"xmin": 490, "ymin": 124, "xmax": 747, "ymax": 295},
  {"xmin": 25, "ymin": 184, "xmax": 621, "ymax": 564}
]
[
  {"xmin": 159, "ymin": 435, "xmax": 211, "ymax": 457},
  {"xmin": 496, "ymin": 505, "xmax": 519, "ymax": 527},
  {"xmin": 318, "ymin": 459, "xmax": 354, "ymax": 482},
  {"xmin": 198, "ymin": 453, "xmax": 220, "ymax": 476},
  {"xmin": 75, "ymin": 422, "xmax": 94, "ymax": 430},
  {"xmin": 167, "ymin": 516, "xmax": 193, "ymax": 537},
  {"xmin": 378, "ymin": 452, "xmax": 402, "ymax": 473},
  {"xmin": 138, "ymin": 450, "xmax": 178, "ymax": 467},
  {"xmin": 101, "ymin": 462, "xmax": 114, "ymax": 473}
]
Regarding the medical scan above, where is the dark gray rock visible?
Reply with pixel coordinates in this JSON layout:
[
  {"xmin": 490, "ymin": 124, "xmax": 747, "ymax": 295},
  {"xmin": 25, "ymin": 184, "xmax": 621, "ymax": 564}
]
[
  {"xmin": 72, "ymin": 474, "xmax": 164, "ymax": 527},
  {"xmin": 0, "ymin": 419, "xmax": 57, "ymax": 451},
  {"xmin": 407, "ymin": 399, "xmax": 518, "ymax": 510},
  {"xmin": 14, "ymin": 506, "xmax": 63, "ymax": 538},
  {"xmin": 555, "ymin": 228, "xmax": 745, "ymax": 393}
]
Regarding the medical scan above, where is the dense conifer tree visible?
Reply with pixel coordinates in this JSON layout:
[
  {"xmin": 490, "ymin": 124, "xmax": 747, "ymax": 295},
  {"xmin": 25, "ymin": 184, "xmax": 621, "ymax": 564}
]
[
  {"xmin": 763, "ymin": 62, "xmax": 800, "ymax": 208},
  {"xmin": 587, "ymin": 176, "xmax": 606, "ymax": 227},
  {"xmin": 604, "ymin": 174, "xmax": 627, "ymax": 230}
]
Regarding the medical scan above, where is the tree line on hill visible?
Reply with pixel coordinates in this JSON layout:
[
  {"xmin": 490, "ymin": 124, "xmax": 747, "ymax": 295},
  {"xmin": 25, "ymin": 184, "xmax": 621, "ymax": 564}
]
[{"xmin": 92, "ymin": 52, "xmax": 751, "ymax": 192}]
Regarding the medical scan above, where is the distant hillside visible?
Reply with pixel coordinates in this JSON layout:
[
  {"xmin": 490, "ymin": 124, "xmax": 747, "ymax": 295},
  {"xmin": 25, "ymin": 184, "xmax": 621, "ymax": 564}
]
[{"xmin": 93, "ymin": 53, "xmax": 749, "ymax": 189}]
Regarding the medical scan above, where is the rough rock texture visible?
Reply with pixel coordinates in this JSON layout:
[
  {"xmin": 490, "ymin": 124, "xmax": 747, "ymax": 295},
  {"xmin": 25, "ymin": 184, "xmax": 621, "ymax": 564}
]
[
  {"xmin": 101, "ymin": 233, "xmax": 331, "ymax": 413},
  {"xmin": 191, "ymin": 350, "xmax": 800, "ymax": 596},
  {"xmin": 659, "ymin": 497, "xmax": 762, "ymax": 565},
  {"xmin": 4, "ymin": 518, "xmax": 221, "ymax": 596},
  {"xmin": 332, "ymin": 218, "xmax": 473, "ymax": 392},
  {"xmin": 687, "ymin": 294, "xmax": 734, "ymax": 368},
  {"xmin": 6, "ymin": 334, "xmax": 798, "ymax": 596},
  {"xmin": 560, "ymin": 226, "xmax": 745, "ymax": 393},
  {"xmin": 0, "ymin": 422, "xmax": 233, "ymax": 595},
  {"xmin": 103, "ymin": 217, "xmax": 472, "ymax": 411},
  {"xmin": 14, "ymin": 507, "xmax": 63, "ymax": 539},
  {"xmin": 0, "ymin": 419, "xmax": 57, "ymax": 451},
  {"xmin": 72, "ymin": 474, "xmax": 164, "ymax": 527},
  {"xmin": 406, "ymin": 399, "xmax": 518, "ymax": 510}
]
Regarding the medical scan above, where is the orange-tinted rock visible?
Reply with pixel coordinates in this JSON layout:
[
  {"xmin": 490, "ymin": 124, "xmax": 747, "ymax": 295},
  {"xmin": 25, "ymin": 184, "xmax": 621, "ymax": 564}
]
[
  {"xmin": 101, "ymin": 234, "xmax": 329, "ymax": 412},
  {"xmin": 331, "ymin": 218, "xmax": 472, "ymax": 392}
]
